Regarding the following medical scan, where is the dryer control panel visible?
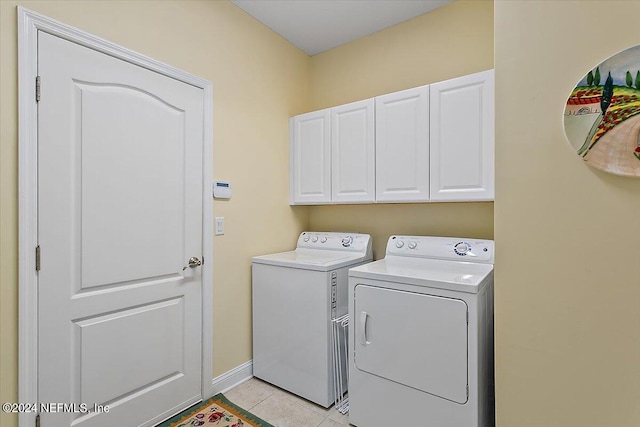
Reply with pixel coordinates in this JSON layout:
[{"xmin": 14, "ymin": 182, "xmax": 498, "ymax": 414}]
[
  {"xmin": 297, "ymin": 232, "xmax": 372, "ymax": 255},
  {"xmin": 387, "ymin": 235, "xmax": 494, "ymax": 264}
]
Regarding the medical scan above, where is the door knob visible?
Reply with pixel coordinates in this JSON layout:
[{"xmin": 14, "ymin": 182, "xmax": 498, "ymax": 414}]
[{"xmin": 183, "ymin": 257, "xmax": 202, "ymax": 271}]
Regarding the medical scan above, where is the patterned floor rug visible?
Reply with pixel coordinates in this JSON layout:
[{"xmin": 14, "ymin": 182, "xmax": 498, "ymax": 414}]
[{"xmin": 157, "ymin": 393, "xmax": 273, "ymax": 427}]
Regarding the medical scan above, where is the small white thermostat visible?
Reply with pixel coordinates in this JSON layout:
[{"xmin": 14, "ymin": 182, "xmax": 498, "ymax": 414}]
[{"xmin": 213, "ymin": 181, "xmax": 231, "ymax": 199}]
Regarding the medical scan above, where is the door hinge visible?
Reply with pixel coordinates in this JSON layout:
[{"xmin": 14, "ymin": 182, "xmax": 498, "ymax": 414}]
[
  {"xmin": 35, "ymin": 414, "xmax": 41, "ymax": 427},
  {"xmin": 35, "ymin": 76, "xmax": 41, "ymax": 102},
  {"xmin": 35, "ymin": 245, "xmax": 41, "ymax": 271}
]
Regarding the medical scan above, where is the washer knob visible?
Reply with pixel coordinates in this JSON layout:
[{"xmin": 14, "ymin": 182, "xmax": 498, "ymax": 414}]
[
  {"xmin": 311, "ymin": 236, "xmax": 318, "ymax": 243},
  {"xmin": 320, "ymin": 236, "xmax": 327, "ymax": 243},
  {"xmin": 341, "ymin": 236, "xmax": 353, "ymax": 247},
  {"xmin": 408, "ymin": 241, "xmax": 417, "ymax": 249},
  {"xmin": 303, "ymin": 235, "xmax": 310, "ymax": 242},
  {"xmin": 396, "ymin": 241, "xmax": 404, "ymax": 248}
]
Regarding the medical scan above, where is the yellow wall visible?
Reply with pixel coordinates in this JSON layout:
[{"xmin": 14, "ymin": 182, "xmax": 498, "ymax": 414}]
[
  {"xmin": 0, "ymin": 2, "xmax": 310, "ymax": 425},
  {"xmin": 308, "ymin": 0, "xmax": 495, "ymax": 259},
  {"xmin": 495, "ymin": 1, "xmax": 640, "ymax": 426}
]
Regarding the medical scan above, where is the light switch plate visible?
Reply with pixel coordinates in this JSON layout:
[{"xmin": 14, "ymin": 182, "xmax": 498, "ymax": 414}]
[{"xmin": 214, "ymin": 217, "xmax": 224, "ymax": 235}]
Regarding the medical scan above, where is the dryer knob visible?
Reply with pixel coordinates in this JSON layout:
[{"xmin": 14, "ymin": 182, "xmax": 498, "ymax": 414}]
[
  {"xmin": 341, "ymin": 236, "xmax": 353, "ymax": 247},
  {"xmin": 311, "ymin": 236, "xmax": 318, "ymax": 243},
  {"xmin": 303, "ymin": 235, "xmax": 310, "ymax": 242},
  {"xmin": 320, "ymin": 237, "xmax": 327, "ymax": 243},
  {"xmin": 396, "ymin": 241, "xmax": 404, "ymax": 248},
  {"xmin": 454, "ymin": 242, "xmax": 470, "ymax": 255},
  {"xmin": 408, "ymin": 241, "xmax": 417, "ymax": 249}
]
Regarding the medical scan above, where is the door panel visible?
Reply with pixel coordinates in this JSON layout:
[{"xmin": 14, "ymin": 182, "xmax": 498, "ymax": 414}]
[
  {"xmin": 79, "ymin": 82, "xmax": 186, "ymax": 288},
  {"xmin": 290, "ymin": 109, "xmax": 331, "ymax": 203},
  {"xmin": 74, "ymin": 298, "xmax": 184, "ymax": 405},
  {"xmin": 354, "ymin": 285, "xmax": 468, "ymax": 403},
  {"xmin": 38, "ymin": 31, "xmax": 203, "ymax": 427},
  {"xmin": 429, "ymin": 69, "xmax": 495, "ymax": 201},
  {"xmin": 331, "ymin": 99, "xmax": 375, "ymax": 202},
  {"xmin": 375, "ymin": 86, "xmax": 429, "ymax": 202}
]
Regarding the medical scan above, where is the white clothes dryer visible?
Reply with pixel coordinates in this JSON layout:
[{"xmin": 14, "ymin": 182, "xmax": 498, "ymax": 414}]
[
  {"xmin": 252, "ymin": 232, "xmax": 372, "ymax": 407},
  {"xmin": 348, "ymin": 235, "xmax": 494, "ymax": 427}
]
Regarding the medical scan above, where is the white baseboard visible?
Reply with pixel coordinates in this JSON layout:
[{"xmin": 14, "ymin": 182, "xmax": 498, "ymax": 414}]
[{"xmin": 211, "ymin": 360, "xmax": 253, "ymax": 394}]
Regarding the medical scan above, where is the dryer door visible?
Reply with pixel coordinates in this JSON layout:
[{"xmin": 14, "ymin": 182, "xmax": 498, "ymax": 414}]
[{"xmin": 354, "ymin": 284, "xmax": 468, "ymax": 403}]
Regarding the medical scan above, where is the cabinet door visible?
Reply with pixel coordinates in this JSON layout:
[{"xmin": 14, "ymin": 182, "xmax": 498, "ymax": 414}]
[
  {"xmin": 290, "ymin": 109, "xmax": 331, "ymax": 204},
  {"xmin": 375, "ymin": 86, "xmax": 430, "ymax": 202},
  {"xmin": 331, "ymin": 99, "xmax": 375, "ymax": 203},
  {"xmin": 430, "ymin": 69, "xmax": 495, "ymax": 201}
]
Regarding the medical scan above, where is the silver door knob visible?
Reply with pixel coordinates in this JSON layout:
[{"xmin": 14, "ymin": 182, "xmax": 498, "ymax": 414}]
[{"xmin": 183, "ymin": 257, "xmax": 202, "ymax": 271}]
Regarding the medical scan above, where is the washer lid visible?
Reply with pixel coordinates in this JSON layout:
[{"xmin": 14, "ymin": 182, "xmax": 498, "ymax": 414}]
[
  {"xmin": 253, "ymin": 249, "xmax": 371, "ymax": 271},
  {"xmin": 348, "ymin": 256, "xmax": 493, "ymax": 294}
]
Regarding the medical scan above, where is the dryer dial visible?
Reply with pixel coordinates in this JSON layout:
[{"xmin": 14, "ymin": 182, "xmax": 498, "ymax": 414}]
[{"xmin": 454, "ymin": 242, "xmax": 470, "ymax": 256}]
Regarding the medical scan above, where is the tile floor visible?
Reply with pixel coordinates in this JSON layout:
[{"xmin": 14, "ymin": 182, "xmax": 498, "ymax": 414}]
[{"xmin": 224, "ymin": 377, "xmax": 350, "ymax": 427}]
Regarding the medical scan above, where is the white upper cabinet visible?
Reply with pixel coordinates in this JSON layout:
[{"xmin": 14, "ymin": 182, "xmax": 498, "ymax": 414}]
[
  {"xmin": 289, "ymin": 70, "xmax": 495, "ymax": 205},
  {"xmin": 290, "ymin": 109, "xmax": 331, "ymax": 204},
  {"xmin": 429, "ymin": 70, "xmax": 495, "ymax": 202},
  {"xmin": 331, "ymin": 99, "xmax": 375, "ymax": 203},
  {"xmin": 375, "ymin": 86, "xmax": 430, "ymax": 202}
]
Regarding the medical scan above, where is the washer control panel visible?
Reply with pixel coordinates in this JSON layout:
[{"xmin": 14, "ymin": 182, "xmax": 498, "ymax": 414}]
[
  {"xmin": 387, "ymin": 235, "xmax": 494, "ymax": 263},
  {"xmin": 297, "ymin": 232, "xmax": 372, "ymax": 254}
]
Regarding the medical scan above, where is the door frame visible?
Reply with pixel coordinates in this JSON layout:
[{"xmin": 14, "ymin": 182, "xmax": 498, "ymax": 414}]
[{"xmin": 17, "ymin": 7, "xmax": 214, "ymax": 427}]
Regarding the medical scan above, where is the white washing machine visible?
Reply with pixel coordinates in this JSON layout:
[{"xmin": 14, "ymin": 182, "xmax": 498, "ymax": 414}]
[
  {"xmin": 252, "ymin": 231, "xmax": 372, "ymax": 407},
  {"xmin": 348, "ymin": 235, "xmax": 494, "ymax": 427}
]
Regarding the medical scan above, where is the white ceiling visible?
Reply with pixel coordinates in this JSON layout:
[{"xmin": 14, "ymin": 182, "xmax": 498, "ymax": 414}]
[{"xmin": 230, "ymin": 0, "xmax": 453, "ymax": 56}]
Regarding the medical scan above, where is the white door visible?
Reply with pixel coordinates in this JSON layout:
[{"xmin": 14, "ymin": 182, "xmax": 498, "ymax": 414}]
[
  {"xmin": 354, "ymin": 285, "xmax": 468, "ymax": 404},
  {"xmin": 375, "ymin": 86, "xmax": 430, "ymax": 202},
  {"xmin": 331, "ymin": 99, "xmax": 375, "ymax": 203},
  {"xmin": 429, "ymin": 69, "xmax": 495, "ymax": 201},
  {"xmin": 290, "ymin": 109, "xmax": 331, "ymax": 204},
  {"xmin": 38, "ymin": 32, "xmax": 204, "ymax": 427}
]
